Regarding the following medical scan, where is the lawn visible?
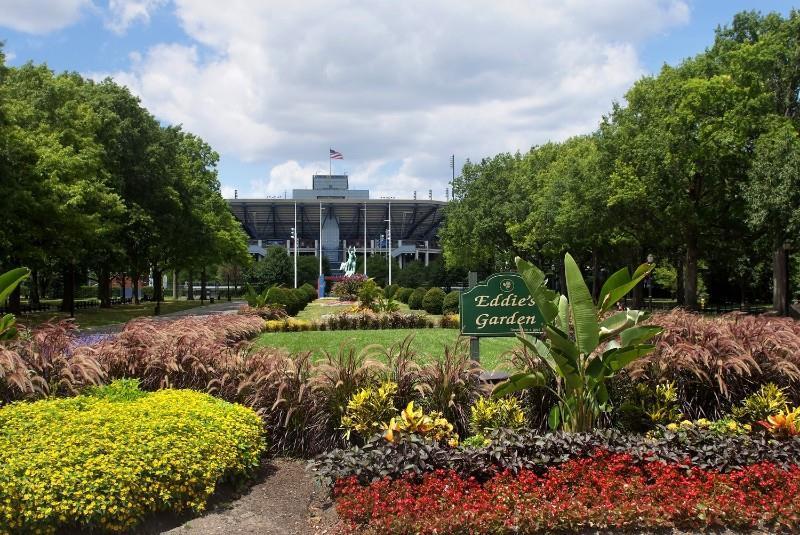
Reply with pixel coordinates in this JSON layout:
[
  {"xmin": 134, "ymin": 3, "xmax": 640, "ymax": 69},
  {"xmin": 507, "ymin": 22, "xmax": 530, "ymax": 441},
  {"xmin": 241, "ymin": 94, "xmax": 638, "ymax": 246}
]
[
  {"xmin": 18, "ymin": 300, "xmax": 212, "ymax": 329},
  {"xmin": 253, "ymin": 328, "xmax": 517, "ymax": 371}
]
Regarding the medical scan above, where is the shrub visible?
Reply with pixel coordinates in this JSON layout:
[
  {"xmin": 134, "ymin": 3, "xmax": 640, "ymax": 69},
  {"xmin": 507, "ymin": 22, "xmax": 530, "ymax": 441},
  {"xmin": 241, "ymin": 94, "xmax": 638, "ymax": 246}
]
[
  {"xmin": 0, "ymin": 385, "xmax": 264, "ymax": 534},
  {"xmin": 334, "ymin": 453, "xmax": 800, "ymax": 533},
  {"xmin": 237, "ymin": 304, "xmax": 287, "ymax": 320},
  {"xmin": 407, "ymin": 287, "xmax": 427, "ymax": 310},
  {"xmin": 422, "ymin": 287, "xmax": 445, "ymax": 314},
  {"xmin": 394, "ymin": 287, "xmax": 413, "ymax": 303},
  {"xmin": 384, "ymin": 284, "xmax": 399, "ymax": 299},
  {"xmin": 733, "ymin": 383, "xmax": 789, "ymax": 424},
  {"xmin": 419, "ymin": 340, "xmax": 487, "ymax": 434},
  {"xmin": 629, "ymin": 310, "xmax": 800, "ymax": 418},
  {"xmin": 439, "ymin": 314, "xmax": 459, "ymax": 329},
  {"xmin": 318, "ymin": 310, "xmax": 434, "ymax": 331},
  {"xmin": 331, "ymin": 274, "xmax": 368, "ymax": 301},
  {"xmin": 264, "ymin": 318, "xmax": 314, "ymax": 332},
  {"xmin": 442, "ymin": 290, "xmax": 460, "ymax": 314},
  {"xmin": 469, "ymin": 396, "xmax": 526, "ymax": 435},
  {"xmin": 341, "ymin": 382, "xmax": 398, "ymax": 441},
  {"xmin": 383, "ymin": 401, "xmax": 457, "ymax": 446},
  {"xmin": 299, "ymin": 282, "xmax": 317, "ymax": 302},
  {"xmin": 0, "ymin": 322, "xmax": 105, "ymax": 404},
  {"xmin": 357, "ymin": 279, "xmax": 383, "ymax": 311}
]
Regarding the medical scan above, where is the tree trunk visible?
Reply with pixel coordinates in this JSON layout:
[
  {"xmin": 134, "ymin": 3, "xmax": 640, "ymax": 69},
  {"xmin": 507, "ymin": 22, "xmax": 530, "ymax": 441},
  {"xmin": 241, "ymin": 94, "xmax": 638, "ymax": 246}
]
[
  {"xmin": 61, "ymin": 265, "xmax": 75, "ymax": 315},
  {"xmin": 98, "ymin": 265, "xmax": 111, "ymax": 308},
  {"xmin": 200, "ymin": 268, "xmax": 207, "ymax": 303},
  {"xmin": 8, "ymin": 285, "xmax": 21, "ymax": 315},
  {"xmin": 591, "ymin": 250, "xmax": 600, "ymax": 301},
  {"xmin": 29, "ymin": 268, "xmax": 40, "ymax": 307},
  {"xmin": 187, "ymin": 273, "xmax": 194, "ymax": 300},
  {"xmin": 132, "ymin": 272, "xmax": 140, "ymax": 305},
  {"xmin": 684, "ymin": 235, "xmax": 699, "ymax": 310},
  {"xmin": 676, "ymin": 257, "xmax": 685, "ymax": 305},
  {"xmin": 773, "ymin": 241, "xmax": 790, "ymax": 316},
  {"xmin": 153, "ymin": 267, "xmax": 163, "ymax": 315},
  {"xmin": 556, "ymin": 258, "xmax": 566, "ymax": 295}
]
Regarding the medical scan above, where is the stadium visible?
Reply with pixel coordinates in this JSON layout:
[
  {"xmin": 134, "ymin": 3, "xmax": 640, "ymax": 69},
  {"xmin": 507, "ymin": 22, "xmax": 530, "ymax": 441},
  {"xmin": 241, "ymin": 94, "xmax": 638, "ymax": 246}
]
[{"xmin": 226, "ymin": 174, "xmax": 447, "ymax": 278}]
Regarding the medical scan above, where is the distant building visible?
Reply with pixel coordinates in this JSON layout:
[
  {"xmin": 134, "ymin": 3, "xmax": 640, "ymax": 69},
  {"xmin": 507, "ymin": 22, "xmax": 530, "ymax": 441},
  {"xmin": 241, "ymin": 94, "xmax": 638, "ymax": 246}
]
[{"xmin": 226, "ymin": 174, "xmax": 445, "ymax": 272}]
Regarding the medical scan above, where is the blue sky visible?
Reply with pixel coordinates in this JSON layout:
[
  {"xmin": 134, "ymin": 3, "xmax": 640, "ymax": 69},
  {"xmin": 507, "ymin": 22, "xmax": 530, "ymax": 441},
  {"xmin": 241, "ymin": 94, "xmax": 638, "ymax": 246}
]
[{"xmin": 1, "ymin": 1, "xmax": 796, "ymax": 200}]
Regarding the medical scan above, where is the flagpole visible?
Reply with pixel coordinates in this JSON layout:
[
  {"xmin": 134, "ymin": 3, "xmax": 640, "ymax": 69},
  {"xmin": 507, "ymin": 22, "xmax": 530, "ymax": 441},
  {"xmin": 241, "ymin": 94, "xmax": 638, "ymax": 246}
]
[{"xmin": 329, "ymin": 148, "xmax": 332, "ymax": 177}]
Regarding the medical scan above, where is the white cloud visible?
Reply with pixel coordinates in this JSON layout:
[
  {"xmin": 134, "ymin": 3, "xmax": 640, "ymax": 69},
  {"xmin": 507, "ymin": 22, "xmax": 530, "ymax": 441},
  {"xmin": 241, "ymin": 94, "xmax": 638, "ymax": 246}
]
[
  {"xmin": 106, "ymin": 0, "xmax": 167, "ymax": 34},
  {"xmin": 108, "ymin": 0, "xmax": 690, "ymax": 198},
  {"xmin": 0, "ymin": 0, "xmax": 91, "ymax": 34}
]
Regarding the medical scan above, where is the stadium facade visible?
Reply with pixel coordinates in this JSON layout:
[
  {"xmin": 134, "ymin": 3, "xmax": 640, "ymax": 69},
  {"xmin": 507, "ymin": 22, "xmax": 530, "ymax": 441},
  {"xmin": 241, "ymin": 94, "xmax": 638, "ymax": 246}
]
[{"xmin": 226, "ymin": 174, "xmax": 446, "ymax": 275}]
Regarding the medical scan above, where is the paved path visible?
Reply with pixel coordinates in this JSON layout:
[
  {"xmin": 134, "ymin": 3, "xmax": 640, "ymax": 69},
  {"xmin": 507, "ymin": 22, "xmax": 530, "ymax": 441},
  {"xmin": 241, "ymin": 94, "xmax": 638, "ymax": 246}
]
[
  {"xmin": 79, "ymin": 300, "xmax": 245, "ymax": 335},
  {"xmin": 139, "ymin": 459, "xmax": 338, "ymax": 535}
]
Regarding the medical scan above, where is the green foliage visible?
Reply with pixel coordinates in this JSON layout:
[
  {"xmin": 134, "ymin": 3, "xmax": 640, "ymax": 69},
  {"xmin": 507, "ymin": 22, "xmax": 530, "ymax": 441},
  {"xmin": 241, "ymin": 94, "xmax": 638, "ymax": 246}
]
[
  {"xmin": 616, "ymin": 382, "xmax": 682, "ymax": 432},
  {"xmin": 442, "ymin": 290, "xmax": 460, "ymax": 314},
  {"xmin": 494, "ymin": 254, "xmax": 658, "ymax": 432},
  {"xmin": 421, "ymin": 287, "xmax": 446, "ymax": 314},
  {"xmin": 384, "ymin": 284, "xmax": 399, "ymax": 299},
  {"xmin": 395, "ymin": 287, "xmax": 414, "ymax": 303},
  {"xmin": 0, "ymin": 387, "xmax": 264, "ymax": 533},
  {"xmin": 296, "ymin": 255, "xmax": 330, "ymax": 287},
  {"xmin": 340, "ymin": 382, "xmax": 398, "ymax": 441},
  {"xmin": 0, "ymin": 267, "xmax": 30, "ymax": 339},
  {"xmin": 357, "ymin": 279, "xmax": 383, "ymax": 311},
  {"xmin": 299, "ymin": 282, "xmax": 318, "ymax": 302},
  {"xmin": 460, "ymin": 434, "xmax": 490, "ymax": 449},
  {"xmin": 86, "ymin": 379, "xmax": 147, "ymax": 402},
  {"xmin": 373, "ymin": 296, "xmax": 400, "ymax": 313},
  {"xmin": 469, "ymin": 396, "xmax": 526, "ymax": 435},
  {"xmin": 246, "ymin": 247, "xmax": 292, "ymax": 291},
  {"xmin": 407, "ymin": 287, "xmax": 427, "ymax": 310},
  {"xmin": 732, "ymin": 383, "xmax": 789, "ymax": 424}
]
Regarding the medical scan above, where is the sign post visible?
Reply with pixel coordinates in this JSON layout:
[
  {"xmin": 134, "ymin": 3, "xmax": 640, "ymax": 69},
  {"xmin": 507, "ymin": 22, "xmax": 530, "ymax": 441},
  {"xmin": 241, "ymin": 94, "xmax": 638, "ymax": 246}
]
[
  {"xmin": 460, "ymin": 272, "xmax": 544, "ymax": 363},
  {"xmin": 467, "ymin": 272, "xmax": 480, "ymax": 361}
]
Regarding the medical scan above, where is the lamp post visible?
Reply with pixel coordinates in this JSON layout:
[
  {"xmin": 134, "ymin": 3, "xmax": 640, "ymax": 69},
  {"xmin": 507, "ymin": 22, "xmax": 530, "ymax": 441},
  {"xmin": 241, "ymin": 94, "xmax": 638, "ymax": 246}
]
[
  {"xmin": 292, "ymin": 202, "xmax": 298, "ymax": 288},
  {"xmin": 363, "ymin": 203, "xmax": 367, "ymax": 276},
  {"xmin": 646, "ymin": 253, "xmax": 655, "ymax": 309},
  {"xmin": 386, "ymin": 202, "xmax": 392, "ymax": 286}
]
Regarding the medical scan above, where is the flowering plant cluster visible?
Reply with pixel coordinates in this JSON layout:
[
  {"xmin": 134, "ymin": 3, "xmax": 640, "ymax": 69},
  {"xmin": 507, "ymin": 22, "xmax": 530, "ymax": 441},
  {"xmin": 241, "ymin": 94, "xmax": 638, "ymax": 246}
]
[
  {"xmin": 317, "ymin": 310, "xmax": 434, "ymax": 330},
  {"xmin": 334, "ymin": 451, "xmax": 800, "ymax": 534},
  {"xmin": 0, "ymin": 382, "xmax": 264, "ymax": 533}
]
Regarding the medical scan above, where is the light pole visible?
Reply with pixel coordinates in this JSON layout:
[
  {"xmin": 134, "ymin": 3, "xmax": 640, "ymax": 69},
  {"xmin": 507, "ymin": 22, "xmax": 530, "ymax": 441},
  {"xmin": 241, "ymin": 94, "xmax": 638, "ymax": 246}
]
[
  {"xmin": 386, "ymin": 202, "xmax": 392, "ymax": 285},
  {"xmin": 319, "ymin": 203, "xmax": 324, "ymax": 277},
  {"xmin": 363, "ymin": 203, "xmax": 367, "ymax": 276},
  {"xmin": 292, "ymin": 202, "xmax": 298, "ymax": 288},
  {"xmin": 646, "ymin": 253, "xmax": 655, "ymax": 309}
]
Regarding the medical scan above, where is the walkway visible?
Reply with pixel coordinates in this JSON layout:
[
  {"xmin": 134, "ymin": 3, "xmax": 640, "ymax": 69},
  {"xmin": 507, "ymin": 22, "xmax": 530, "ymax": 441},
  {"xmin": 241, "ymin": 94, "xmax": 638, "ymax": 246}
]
[{"xmin": 79, "ymin": 300, "xmax": 245, "ymax": 335}]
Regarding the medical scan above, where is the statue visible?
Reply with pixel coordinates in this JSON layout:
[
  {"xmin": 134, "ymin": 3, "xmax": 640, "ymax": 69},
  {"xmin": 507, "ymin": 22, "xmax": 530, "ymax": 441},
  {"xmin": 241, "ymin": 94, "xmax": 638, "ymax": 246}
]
[{"xmin": 339, "ymin": 246, "xmax": 358, "ymax": 277}]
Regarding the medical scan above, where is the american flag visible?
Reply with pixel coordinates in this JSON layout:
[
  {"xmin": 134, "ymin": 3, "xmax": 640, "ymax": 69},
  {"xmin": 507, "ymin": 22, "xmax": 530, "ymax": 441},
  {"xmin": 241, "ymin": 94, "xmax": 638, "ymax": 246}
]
[{"xmin": 329, "ymin": 148, "xmax": 343, "ymax": 159}]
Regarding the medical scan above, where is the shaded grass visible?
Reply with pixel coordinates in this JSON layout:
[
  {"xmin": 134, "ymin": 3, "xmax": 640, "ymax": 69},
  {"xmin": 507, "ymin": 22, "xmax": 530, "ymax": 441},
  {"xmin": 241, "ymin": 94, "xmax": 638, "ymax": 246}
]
[
  {"xmin": 18, "ymin": 300, "xmax": 211, "ymax": 329},
  {"xmin": 253, "ymin": 328, "xmax": 517, "ymax": 371}
]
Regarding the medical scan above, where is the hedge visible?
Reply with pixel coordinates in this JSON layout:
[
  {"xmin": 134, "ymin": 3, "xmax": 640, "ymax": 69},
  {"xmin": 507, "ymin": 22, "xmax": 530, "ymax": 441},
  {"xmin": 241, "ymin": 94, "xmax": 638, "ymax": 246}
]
[
  {"xmin": 0, "ymin": 382, "xmax": 264, "ymax": 533},
  {"xmin": 422, "ymin": 288, "xmax": 445, "ymax": 314},
  {"xmin": 395, "ymin": 287, "xmax": 413, "ymax": 303},
  {"xmin": 407, "ymin": 287, "xmax": 427, "ymax": 310},
  {"xmin": 443, "ymin": 290, "xmax": 460, "ymax": 314}
]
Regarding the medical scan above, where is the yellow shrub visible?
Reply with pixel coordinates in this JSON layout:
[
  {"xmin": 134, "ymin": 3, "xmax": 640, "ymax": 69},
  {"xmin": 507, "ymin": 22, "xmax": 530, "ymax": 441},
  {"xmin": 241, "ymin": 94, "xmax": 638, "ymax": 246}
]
[
  {"xmin": 469, "ymin": 396, "xmax": 526, "ymax": 434},
  {"xmin": 0, "ymin": 385, "xmax": 265, "ymax": 534},
  {"xmin": 341, "ymin": 382, "xmax": 398, "ymax": 440},
  {"xmin": 264, "ymin": 318, "xmax": 314, "ymax": 332}
]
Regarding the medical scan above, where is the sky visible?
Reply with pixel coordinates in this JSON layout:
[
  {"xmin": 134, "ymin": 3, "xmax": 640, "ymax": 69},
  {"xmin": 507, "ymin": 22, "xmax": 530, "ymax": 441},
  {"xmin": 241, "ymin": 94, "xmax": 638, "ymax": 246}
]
[{"xmin": 0, "ymin": 1, "xmax": 796, "ymax": 201}]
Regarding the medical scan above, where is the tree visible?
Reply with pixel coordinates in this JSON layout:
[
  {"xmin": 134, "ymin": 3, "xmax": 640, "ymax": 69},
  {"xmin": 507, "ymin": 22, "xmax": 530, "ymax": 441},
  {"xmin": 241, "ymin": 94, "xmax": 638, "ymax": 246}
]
[{"xmin": 246, "ymin": 247, "xmax": 291, "ymax": 290}]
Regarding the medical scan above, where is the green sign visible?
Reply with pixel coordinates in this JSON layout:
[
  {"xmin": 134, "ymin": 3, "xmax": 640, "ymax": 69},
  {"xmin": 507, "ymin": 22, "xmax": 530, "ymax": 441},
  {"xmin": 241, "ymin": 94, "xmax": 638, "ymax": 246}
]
[{"xmin": 460, "ymin": 273, "xmax": 544, "ymax": 337}]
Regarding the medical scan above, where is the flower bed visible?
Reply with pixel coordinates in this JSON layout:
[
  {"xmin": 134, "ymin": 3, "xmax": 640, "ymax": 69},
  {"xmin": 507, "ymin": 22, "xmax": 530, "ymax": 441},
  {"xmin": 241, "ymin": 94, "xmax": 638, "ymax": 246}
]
[
  {"xmin": 0, "ymin": 382, "xmax": 264, "ymax": 534},
  {"xmin": 312, "ymin": 426, "xmax": 800, "ymax": 486},
  {"xmin": 335, "ymin": 451, "xmax": 800, "ymax": 533}
]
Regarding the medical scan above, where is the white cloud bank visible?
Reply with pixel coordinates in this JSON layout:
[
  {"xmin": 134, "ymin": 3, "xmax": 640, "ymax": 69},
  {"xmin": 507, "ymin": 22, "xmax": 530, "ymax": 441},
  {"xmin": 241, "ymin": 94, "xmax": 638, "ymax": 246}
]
[
  {"xmin": 0, "ymin": 0, "xmax": 91, "ymax": 34},
  {"xmin": 111, "ymin": 1, "xmax": 693, "ymax": 197}
]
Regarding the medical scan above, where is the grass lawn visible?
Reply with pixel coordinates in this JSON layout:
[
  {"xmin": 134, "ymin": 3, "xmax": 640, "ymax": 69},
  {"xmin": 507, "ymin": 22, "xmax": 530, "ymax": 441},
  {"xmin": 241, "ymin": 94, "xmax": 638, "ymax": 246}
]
[
  {"xmin": 18, "ymin": 300, "xmax": 211, "ymax": 329},
  {"xmin": 253, "ymin": 328, "xmax": 518, "ymax": 371}
]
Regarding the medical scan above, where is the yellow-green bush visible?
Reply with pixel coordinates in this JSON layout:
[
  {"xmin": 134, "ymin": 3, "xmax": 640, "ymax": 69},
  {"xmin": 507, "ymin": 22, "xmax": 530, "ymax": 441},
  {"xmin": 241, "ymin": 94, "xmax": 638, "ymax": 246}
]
[
  {"xmin": 0, "ymin": 384, "xmax": 264, "ymax": 534},
  {"xmin": 341, "ymin": 382, "xmax": 398, "ymax": 441},
  {"xmin": 469, "ymin": 396, "xmax": 526, "ymax": 435},
  {"xmin": 264, "ymin": 318, "xmax": 314, "ymax": 332}
]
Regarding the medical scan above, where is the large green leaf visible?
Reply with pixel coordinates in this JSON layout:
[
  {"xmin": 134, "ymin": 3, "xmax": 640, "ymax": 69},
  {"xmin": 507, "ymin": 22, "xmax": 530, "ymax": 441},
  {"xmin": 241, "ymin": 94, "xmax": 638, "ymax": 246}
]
[
  {"xmin": 599, "ymin": 309, "xmax": 649, "ymax": 342},
  {"xmin": 518, "ymin": 334, "xmax": 579, "ymax": 389},
  {"xmin": 620, "ymin": 325, "xmax": 663, "ymax": 347},
  {"xmin": 563, "ymin": 253, "xmax": 598, "ymax": 355},
  {"xmin": 598, "ymin": 266, "xmax": 630, "ymax": 307},
  {"xmin": 492, "ymin": 371, "xmax": 547, "ymax": 398},
  {"xmin": 603, "ymin": 344, "xmax": 656, "ymax": 372},
  {"xmin": 556, "ymin": 294, "xmax": 569, "ymax": 332},
  {"xmin": 548, "ymin": 405, "xmax": 561, "ymax": 430},
  {"xmin": 544, "ymin": 325, "xmax": 578, "ymax": 362},
  {"xmin": 598, "ymin": 263, "xmax": 654, "ymax": 314},
  {"xmin": 515, "ymin": 257, "xmax": 559, "ymax": 323},
  {"xmin": 0, "ymin": 268, "xmax": 30, "ymax": 304}
]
